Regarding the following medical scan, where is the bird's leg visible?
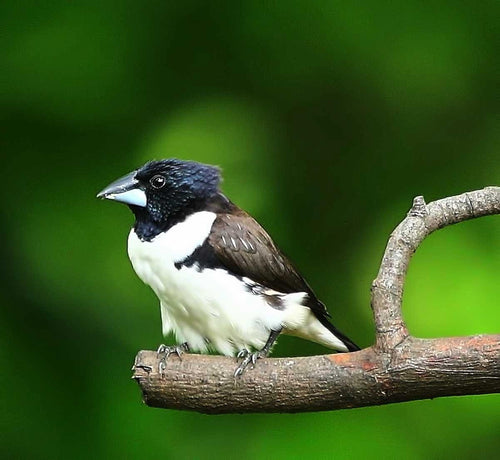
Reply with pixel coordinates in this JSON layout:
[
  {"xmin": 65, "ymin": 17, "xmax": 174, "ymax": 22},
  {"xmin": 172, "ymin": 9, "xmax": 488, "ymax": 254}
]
[
  {"xmin": 234, "ymin": 329, "xmax": 281, "ymax": 377},
  {"xmin": 157, "ymin": 342, "xmax": 190, "ymax": 375}
]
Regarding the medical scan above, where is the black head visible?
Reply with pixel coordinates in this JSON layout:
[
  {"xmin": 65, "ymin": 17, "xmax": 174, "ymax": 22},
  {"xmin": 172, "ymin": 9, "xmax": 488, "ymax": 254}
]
[
  {"xmin": 97, "ymin": 159, "xmax": 221, "ymax": 238},
  {"xmin": 134, "ymin": 159, "xmax": 221, "ymax": 217}
]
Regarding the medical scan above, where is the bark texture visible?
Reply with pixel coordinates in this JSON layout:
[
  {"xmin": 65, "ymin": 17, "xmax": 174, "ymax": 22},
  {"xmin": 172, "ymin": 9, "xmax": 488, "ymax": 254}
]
[{"xmin": 133, "ymin": 187, "xmax": 500, "ymax": 414}]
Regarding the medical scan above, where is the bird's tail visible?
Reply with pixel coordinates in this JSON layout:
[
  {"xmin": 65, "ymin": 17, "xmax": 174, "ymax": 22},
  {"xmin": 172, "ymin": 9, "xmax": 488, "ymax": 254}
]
[
  {"xmin": 316, "ymin": 315, "xmax": 361, "ymax": 352},
  {"xmin": 281, "ymin": 295, "xmax": 360, "ymax": 352}
]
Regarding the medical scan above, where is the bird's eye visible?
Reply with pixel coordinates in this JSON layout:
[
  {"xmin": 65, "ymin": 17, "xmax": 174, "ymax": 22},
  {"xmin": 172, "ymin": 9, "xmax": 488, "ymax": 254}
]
[{"xmin": 150, "ymin": 175, "xmax": 166, "ymax": 189}]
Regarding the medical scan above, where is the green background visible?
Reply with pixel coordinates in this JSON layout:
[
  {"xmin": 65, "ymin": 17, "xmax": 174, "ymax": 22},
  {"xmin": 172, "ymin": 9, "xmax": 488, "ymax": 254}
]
[{"xmin": 1, "ymin": 1, "xmax": 498, "ymax": 459}]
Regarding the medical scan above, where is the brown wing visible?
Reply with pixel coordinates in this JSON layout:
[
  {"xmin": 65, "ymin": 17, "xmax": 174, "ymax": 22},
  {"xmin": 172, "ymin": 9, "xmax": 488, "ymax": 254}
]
[{"xmin": 208, "ymin": 210, "xmax": 331, "ymax": 319}]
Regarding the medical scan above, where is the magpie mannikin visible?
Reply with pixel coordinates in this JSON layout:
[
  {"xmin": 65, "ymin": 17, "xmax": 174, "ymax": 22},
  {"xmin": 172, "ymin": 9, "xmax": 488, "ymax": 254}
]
[{"xmin": 98, "ymin": 159, "xmax": 360, "ymax": 376}]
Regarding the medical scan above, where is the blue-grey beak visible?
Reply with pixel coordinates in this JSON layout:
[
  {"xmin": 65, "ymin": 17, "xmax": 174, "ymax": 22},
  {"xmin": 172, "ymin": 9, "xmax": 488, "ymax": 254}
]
[{"xmin": 97, "ymin": 170, "xmax": 147, "ymax": 207}]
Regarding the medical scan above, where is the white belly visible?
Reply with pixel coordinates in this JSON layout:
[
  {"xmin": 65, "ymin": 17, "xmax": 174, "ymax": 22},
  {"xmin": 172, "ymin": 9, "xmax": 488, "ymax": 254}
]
[{"xmin": 127, "ymin": 211, "xmax": 294, "ymax": 356}]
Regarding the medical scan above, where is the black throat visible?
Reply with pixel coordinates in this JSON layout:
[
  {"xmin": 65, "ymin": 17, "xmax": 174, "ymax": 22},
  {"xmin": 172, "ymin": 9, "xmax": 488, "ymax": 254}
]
[
  {"xmin": 130, "ymin": 199, "xmax": 205, "ymax": 242},
  {"xmin": 131, "ymin": 193, "xmax": 233, "ymax": 241}
]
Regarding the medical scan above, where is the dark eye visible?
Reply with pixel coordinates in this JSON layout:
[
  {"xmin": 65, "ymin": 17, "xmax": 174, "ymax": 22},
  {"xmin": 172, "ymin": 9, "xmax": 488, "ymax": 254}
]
[{"xmin": 150, "ymin": 175, "xmax": 166, "ymax": 189}]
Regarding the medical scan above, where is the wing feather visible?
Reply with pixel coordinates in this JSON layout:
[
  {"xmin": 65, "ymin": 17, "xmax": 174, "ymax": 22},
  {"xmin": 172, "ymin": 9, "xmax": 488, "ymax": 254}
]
[{"xmin": 208, "ymin": 210, "xmax": 330, "ymax": 320}]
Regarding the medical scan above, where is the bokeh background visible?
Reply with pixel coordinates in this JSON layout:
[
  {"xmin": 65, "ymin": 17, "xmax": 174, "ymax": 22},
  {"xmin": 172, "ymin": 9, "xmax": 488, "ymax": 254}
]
[{"xmin": 1, "ymin": 1, "xmax": 499, "ymax": 459}]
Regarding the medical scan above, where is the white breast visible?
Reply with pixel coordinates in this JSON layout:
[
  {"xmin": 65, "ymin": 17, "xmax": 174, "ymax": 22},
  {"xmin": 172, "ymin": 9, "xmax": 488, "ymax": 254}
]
[{"xmin": 131, "ymin": 211, "xmax": 217, "ymax": 265}]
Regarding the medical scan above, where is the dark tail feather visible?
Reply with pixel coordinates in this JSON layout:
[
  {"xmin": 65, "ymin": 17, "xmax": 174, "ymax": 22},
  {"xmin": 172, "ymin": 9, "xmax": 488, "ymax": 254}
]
[{"xmin": 318, "ymin": 316, "xmax": 361, "ymax": 352}]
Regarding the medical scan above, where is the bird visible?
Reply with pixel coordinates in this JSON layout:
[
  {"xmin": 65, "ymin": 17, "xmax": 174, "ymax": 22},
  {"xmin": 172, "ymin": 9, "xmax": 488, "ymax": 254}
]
[{"xmin": 97, "ymin": 159, "xmax": 360, "ymax": 376}]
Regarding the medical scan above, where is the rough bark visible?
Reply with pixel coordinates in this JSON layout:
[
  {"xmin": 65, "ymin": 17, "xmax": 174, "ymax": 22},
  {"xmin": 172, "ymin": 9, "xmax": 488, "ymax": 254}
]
[{"xmin": 133, "ymin": 187, "xmax": 500, "ymax": 414}]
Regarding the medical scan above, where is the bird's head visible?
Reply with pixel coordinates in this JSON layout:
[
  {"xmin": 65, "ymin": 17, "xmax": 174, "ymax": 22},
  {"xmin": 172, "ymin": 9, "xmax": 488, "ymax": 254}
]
[{"xmin": 97, "ymin": 159, "xmax": 221, "ymax": 222}]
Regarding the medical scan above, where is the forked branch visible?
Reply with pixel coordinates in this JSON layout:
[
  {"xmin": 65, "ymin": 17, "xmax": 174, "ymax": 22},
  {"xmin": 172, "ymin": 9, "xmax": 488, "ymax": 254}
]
[{"xmin": 133, "ymin": 187, "xmax": 500, "ymax": 414}]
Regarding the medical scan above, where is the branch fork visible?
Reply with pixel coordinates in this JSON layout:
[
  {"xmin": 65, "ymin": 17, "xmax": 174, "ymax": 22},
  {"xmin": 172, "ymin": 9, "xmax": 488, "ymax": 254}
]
[{"xmin": 133, "ymin": 187, "xmax": 500, "ymax": 413}]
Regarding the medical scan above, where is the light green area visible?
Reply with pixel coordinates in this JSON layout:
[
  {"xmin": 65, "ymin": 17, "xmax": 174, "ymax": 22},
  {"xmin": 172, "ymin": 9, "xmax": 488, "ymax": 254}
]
[{"xmin": 1, "ymin": 1, "xmax": 498, "ymax": 458}]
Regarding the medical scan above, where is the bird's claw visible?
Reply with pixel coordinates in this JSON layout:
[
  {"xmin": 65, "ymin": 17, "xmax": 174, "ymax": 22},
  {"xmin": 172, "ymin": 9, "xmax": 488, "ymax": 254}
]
[
  {"xmin": 234, "ymin": 349, "xmax": 264, "ymax": 377},
  {"xmin": 156, "ymin": 343, "xmax": 189, "ymax": 375},
  {"xmin": 236, "ymin": 349, "xmax": 249, "ymax": 359}
]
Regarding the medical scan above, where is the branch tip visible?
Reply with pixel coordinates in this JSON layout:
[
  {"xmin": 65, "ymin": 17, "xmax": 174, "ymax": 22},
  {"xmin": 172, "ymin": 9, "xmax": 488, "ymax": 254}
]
[{"xmin": 408, "ymin": 195, "xmax": 428, "ymax": 217}]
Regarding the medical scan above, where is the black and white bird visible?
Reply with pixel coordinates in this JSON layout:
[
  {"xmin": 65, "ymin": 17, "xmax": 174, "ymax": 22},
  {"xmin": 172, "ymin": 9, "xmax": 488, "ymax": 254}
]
[{"xmin": 98, "ymin": 159, "xmax": 359, "ymax": 375}]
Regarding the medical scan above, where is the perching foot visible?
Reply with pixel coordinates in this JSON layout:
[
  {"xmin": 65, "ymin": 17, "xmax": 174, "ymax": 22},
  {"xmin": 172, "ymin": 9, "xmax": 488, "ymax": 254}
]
[
  {"xmin": 234, "ymin": 329, "xmax": 282, "ymax": 377},
  {"xmin": 234, "ymin": 349, "xmax": 267, "ymax": 377},
  {"xmin": 157, "ymin": 343, "xmax": 189, "ymax": 375}
]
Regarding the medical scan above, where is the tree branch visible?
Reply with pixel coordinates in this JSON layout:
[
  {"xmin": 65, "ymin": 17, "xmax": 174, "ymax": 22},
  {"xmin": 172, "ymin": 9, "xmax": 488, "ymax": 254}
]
[{"xmin": 132, "ymin": 187, "xmax": 500, "ymax": 413}]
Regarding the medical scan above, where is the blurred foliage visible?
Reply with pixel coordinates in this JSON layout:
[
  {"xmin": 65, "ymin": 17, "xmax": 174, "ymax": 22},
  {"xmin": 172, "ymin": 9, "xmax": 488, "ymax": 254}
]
[{"xmin": 1, "ymin": 1, "xmax": 499, "ymax": 459}]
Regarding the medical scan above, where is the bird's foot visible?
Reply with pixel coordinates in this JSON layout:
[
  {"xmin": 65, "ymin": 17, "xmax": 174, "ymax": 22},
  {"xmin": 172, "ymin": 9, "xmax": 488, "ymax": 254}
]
[
  {"xmin": 234, "ymin": 349, "xmax": 267, "ymax": 377},
  {"xmin": 157, "ymin": 343, "xmax": 189, "ymax": 375},
  {"xmin": 234, "ymin": 329, "xmax": 281, "ymax": 377}
]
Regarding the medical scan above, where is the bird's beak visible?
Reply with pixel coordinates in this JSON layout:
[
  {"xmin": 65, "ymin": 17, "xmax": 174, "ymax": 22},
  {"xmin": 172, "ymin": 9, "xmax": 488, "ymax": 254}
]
[{"xmin": 96, "ymin": 170, "xmax": 147, "ymax": 207}]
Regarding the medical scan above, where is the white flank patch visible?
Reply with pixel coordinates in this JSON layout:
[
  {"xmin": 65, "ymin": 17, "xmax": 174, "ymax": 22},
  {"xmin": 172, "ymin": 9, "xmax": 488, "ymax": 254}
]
[{"xmin": 128, "ymin": 210, "xmax": 348, "ymax": 355}]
